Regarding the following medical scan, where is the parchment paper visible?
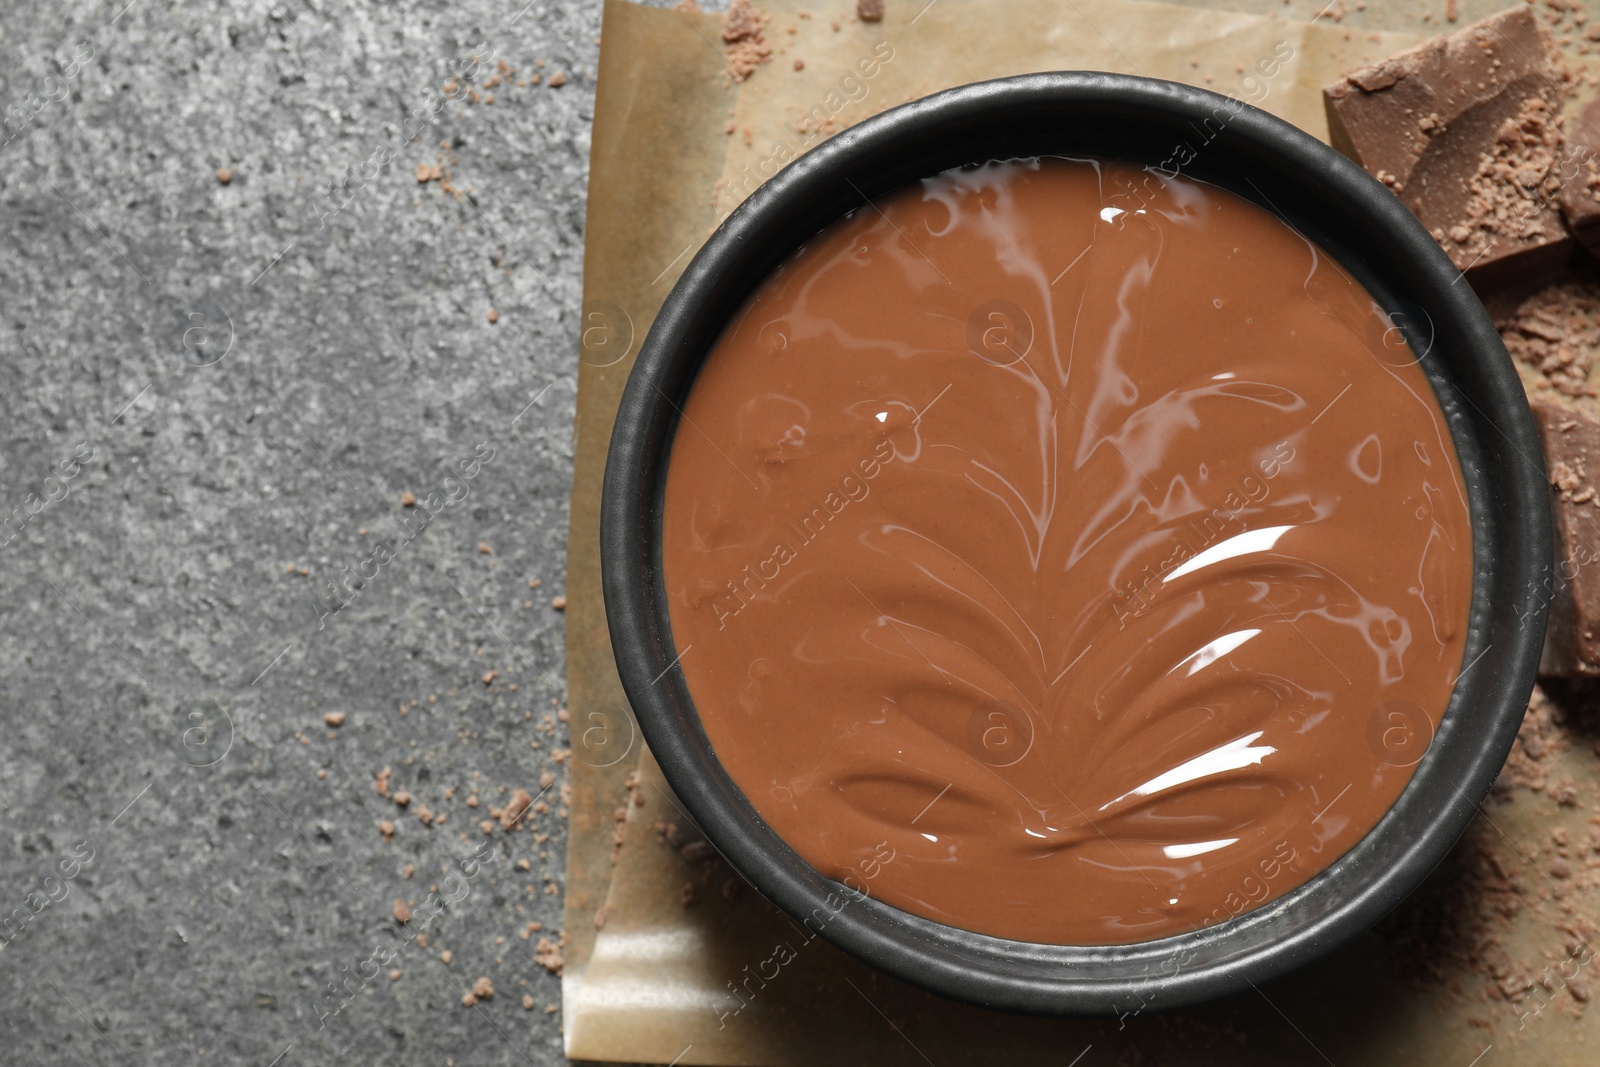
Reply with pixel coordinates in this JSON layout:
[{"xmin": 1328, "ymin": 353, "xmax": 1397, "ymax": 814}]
[{"xmin": 564, "ymin": 1, "xmax": 1600, "ymax": 1063}]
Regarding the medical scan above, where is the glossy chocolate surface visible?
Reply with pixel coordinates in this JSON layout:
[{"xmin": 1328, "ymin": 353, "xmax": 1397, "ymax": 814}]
[{"xmin": 661, "ymin": 157, "xmax": 1474, "ymax": 944}]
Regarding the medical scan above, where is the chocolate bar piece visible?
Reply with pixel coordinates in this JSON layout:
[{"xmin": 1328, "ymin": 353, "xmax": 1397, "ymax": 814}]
[
  {"xmin": 1532, "ymin": 400, "xmax": 1600, "ymax": 676},
  {"xmin": 1324, "ymin": 5, "xmax": 1572, "ymax": 294},
  {"xmin": 1559, "ymin": 98, "xmax": 1600, "ymax": 259}
]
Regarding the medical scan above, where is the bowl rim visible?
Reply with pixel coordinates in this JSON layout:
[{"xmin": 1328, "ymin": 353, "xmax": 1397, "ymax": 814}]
[{"xmin": 600, "ymin": 70, "xmax": 1552, "ymax": 1015}]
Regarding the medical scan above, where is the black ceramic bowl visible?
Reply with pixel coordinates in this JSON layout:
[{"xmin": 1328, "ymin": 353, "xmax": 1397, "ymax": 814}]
[{"xmin": 600, "ymin": 72, "xmax": 1550, "ymax": 1015}]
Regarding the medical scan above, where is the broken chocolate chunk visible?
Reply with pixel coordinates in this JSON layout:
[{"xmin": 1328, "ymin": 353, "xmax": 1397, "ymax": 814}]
[
  {"xmin": 1531, "ymin": 400, "xmax": 1600, "ymax": 676},
  {"xmin": 1324, "ymin": 5, "xmax": 1573, "ymax": 294},
  {"xmin": 1559, "ymin": 99, "xmax": 1600, "ymax": 260}
]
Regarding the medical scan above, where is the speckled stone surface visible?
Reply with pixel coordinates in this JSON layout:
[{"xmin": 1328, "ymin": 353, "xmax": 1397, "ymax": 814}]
[{"xmin": 0, "ymin": 1, "xmax": 683, "ymax": 1063}]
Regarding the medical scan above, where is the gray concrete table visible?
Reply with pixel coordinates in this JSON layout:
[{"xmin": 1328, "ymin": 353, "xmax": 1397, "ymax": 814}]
[{"xmin": 0, "ymin": 1, "xmax": 676, "ymax": 1063}]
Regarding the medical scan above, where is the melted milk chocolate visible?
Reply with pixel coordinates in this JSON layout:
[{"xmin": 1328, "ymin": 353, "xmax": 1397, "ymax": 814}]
[{"xmin": 661, "ymin": 158, "xmax": 1473, "ymax": 944}]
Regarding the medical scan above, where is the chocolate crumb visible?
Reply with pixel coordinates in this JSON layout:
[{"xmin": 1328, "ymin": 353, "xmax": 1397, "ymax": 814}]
[
  {"xmin": 501, "ymin": 788, "xmax": 534, "ymax": 830},
  {"xmin": 534, "ymin": 936, "xmax": 564, "ymax": 975},
  {"xmin": 721, "ymin": 0, "xmax": 774, "ymax": 82}
]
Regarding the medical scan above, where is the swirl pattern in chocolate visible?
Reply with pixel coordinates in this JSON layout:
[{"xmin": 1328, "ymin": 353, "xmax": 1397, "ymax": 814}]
[{"xmin": 661, "ymin": 157, "xmax": 1473, "ymax": 944}]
